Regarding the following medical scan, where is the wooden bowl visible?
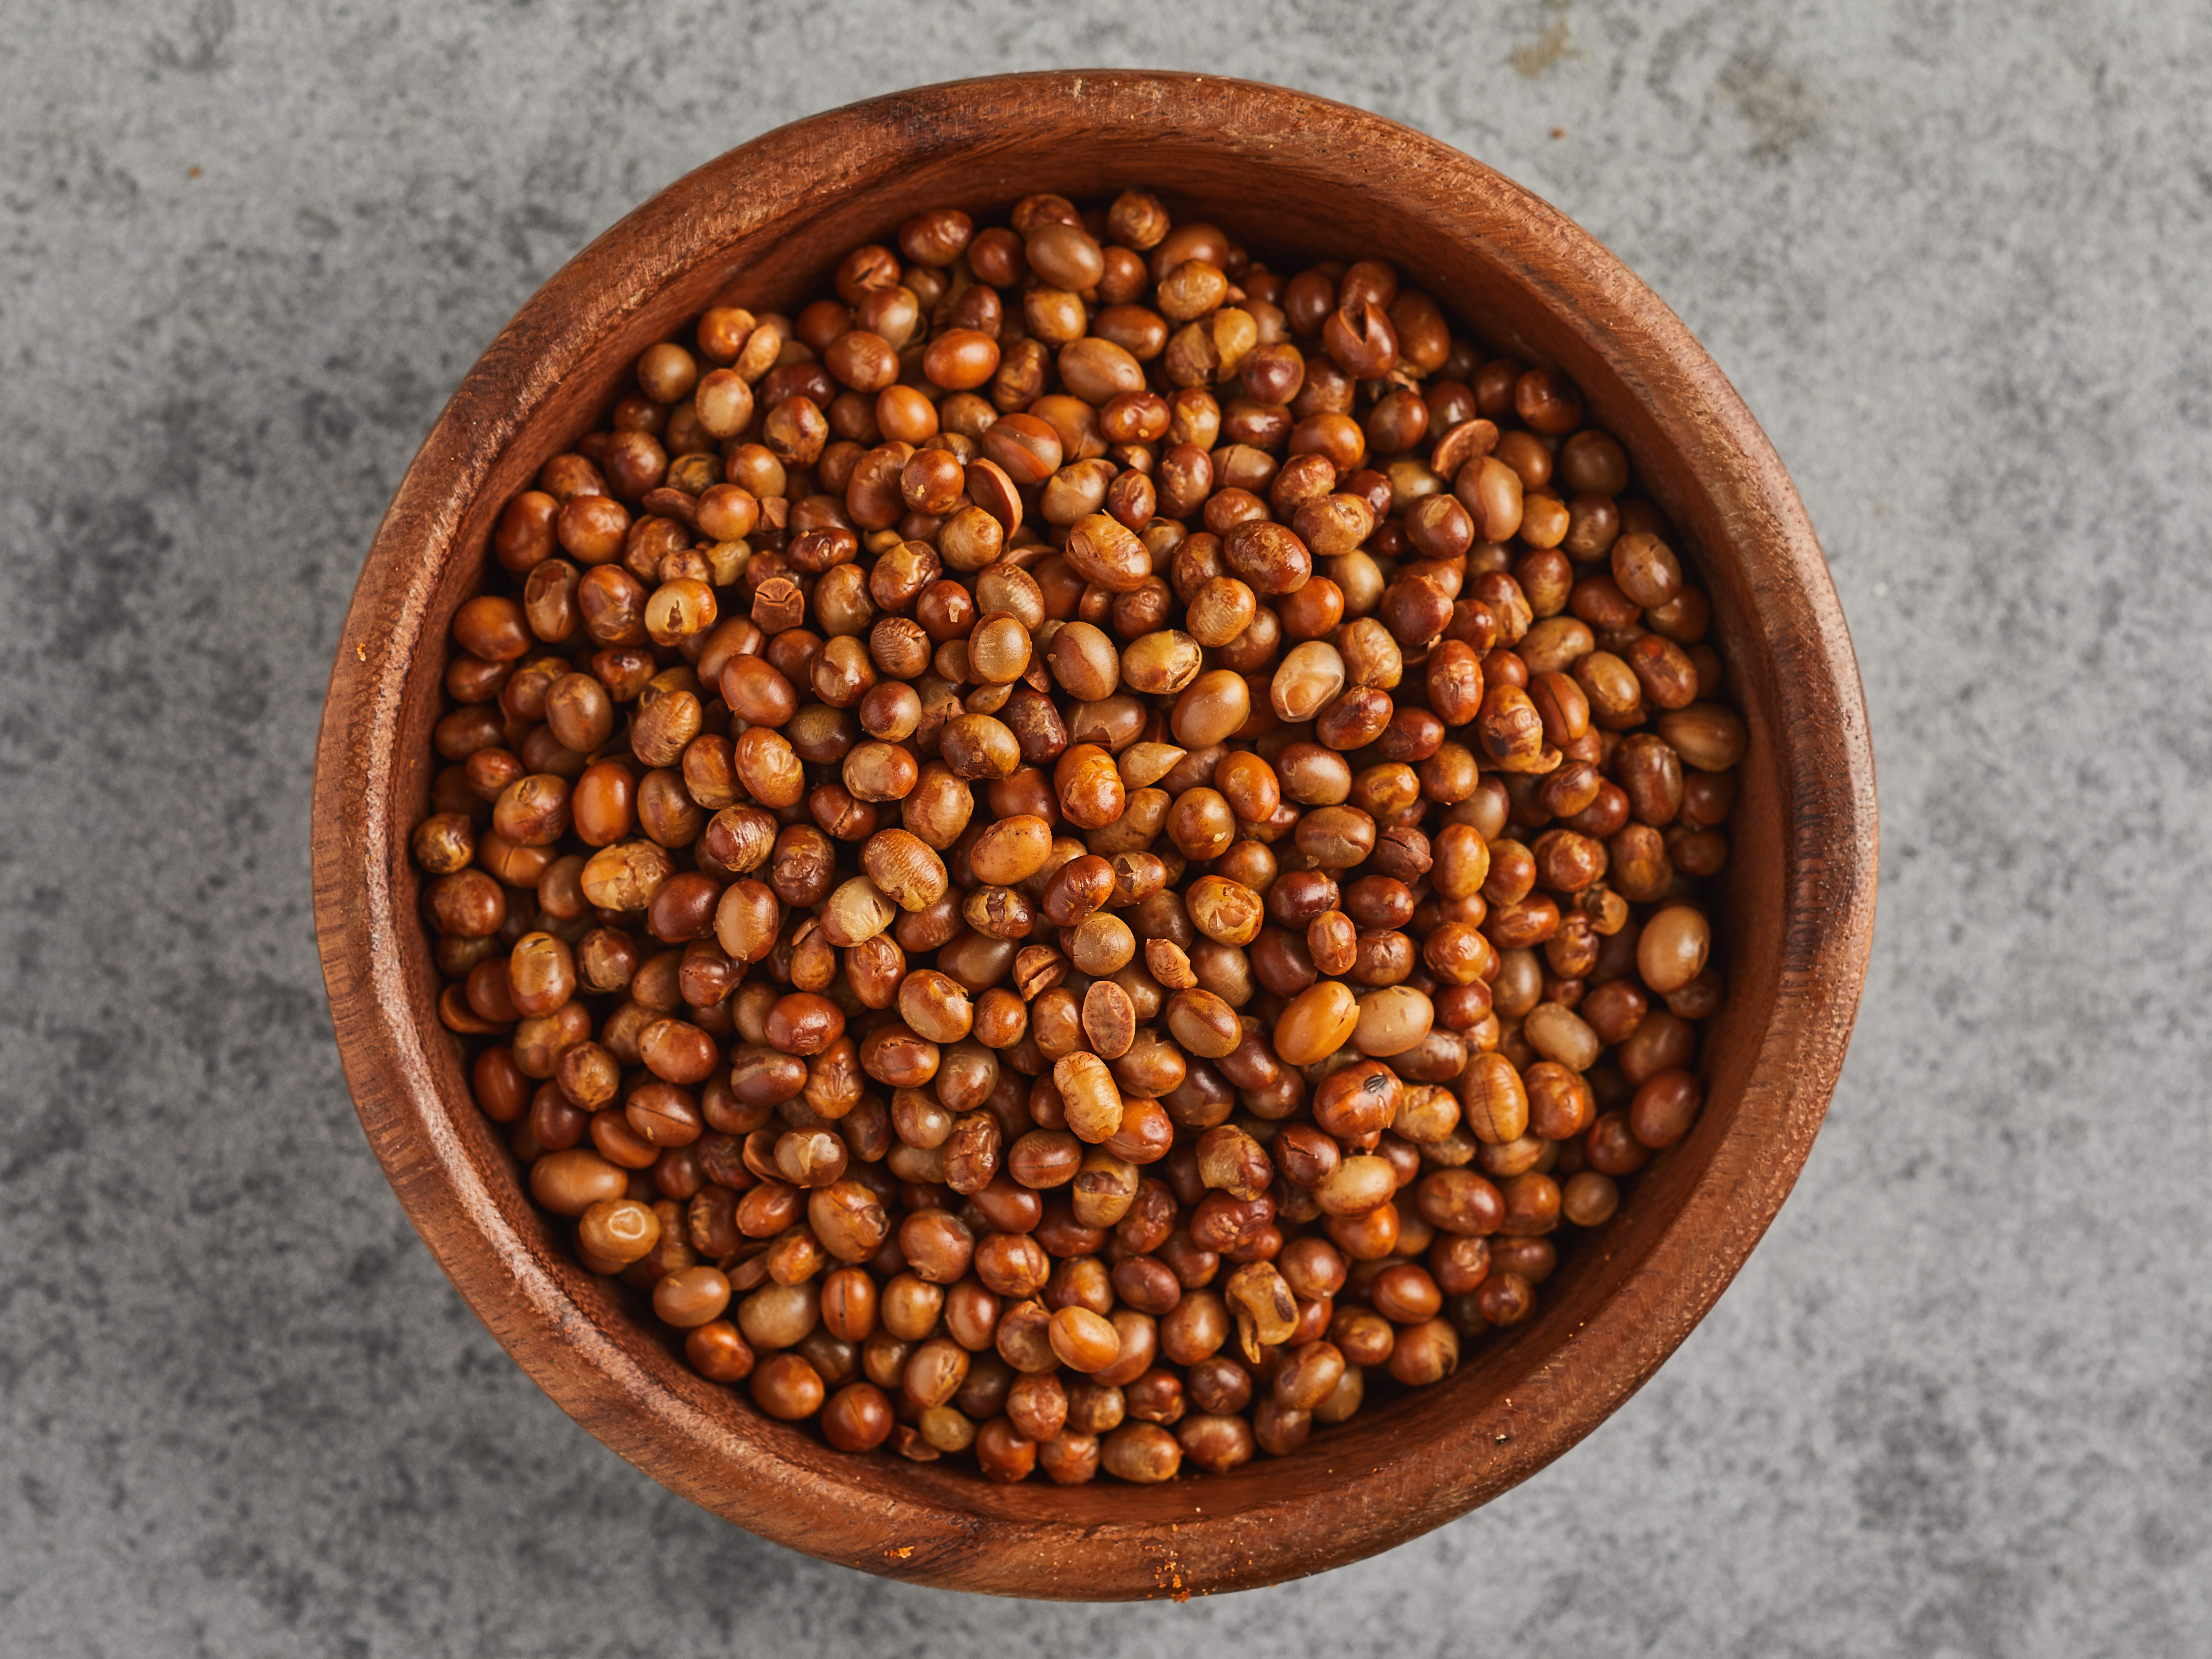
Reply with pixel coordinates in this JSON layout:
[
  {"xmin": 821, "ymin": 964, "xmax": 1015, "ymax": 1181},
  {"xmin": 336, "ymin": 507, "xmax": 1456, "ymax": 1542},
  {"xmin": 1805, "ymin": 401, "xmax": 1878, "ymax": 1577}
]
[{"xmin": 312, "ymin": 70, "xmax": 1876, "ymax": 1599}]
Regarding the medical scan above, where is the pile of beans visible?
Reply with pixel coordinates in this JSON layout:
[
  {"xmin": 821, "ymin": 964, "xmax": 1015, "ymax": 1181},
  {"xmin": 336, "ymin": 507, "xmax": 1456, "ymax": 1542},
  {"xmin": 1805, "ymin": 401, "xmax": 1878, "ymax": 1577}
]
[{"xmin": 414, "ymin": 189, "xmax": 1745, "ymax": 1486}]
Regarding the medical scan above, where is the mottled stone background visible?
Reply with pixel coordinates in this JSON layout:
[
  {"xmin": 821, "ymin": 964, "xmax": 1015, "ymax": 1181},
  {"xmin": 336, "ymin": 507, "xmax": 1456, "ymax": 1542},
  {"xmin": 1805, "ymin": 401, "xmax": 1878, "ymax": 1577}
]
[{"xmin": 4, "ymin": 1, "xmax": 2208, "ymax": 1653}]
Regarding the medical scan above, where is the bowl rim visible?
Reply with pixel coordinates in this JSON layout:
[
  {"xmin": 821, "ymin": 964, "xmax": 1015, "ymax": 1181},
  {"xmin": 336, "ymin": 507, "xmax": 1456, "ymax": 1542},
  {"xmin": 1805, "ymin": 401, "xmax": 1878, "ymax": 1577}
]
[{"xmin": 312, "ymin": 68, "xmax": 1878, "ymax": 1599}]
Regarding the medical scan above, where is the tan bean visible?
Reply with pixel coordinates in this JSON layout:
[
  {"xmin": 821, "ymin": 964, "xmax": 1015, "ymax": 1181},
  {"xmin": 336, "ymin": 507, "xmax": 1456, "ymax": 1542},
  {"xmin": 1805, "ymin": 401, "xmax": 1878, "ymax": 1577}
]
[{"xmin": 1054, "ymin": 1052, "xmax": 1126, "ymax": 1145}]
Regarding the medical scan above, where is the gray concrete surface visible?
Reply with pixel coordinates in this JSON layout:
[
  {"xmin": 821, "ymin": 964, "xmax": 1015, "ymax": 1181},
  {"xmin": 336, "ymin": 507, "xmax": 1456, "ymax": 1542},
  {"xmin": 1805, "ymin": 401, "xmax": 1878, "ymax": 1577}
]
[{"xmin": 4, "ymin": 0, "xmax": 2208, "ymax": 1652}]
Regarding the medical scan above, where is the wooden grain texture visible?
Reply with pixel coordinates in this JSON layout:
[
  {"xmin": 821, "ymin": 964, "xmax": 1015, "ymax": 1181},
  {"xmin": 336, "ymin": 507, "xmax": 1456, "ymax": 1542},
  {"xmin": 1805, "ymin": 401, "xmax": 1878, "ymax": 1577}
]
[{"xmin": 311, "ymin": 70, "xmax": 1878, "ymax": 1600}]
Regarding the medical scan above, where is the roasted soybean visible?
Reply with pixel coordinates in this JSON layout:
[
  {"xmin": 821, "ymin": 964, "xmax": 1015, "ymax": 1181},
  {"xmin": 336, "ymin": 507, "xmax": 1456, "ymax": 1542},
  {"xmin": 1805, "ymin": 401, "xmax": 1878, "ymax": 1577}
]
[{"xmin": 419, "ymin": 186, "xmax": 1743, "ymax": 1486}]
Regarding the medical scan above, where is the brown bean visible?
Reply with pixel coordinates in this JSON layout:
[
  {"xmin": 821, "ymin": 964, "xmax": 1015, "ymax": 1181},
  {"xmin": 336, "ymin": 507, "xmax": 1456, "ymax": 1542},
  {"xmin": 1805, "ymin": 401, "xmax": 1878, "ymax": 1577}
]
[{"xmin": 1637, "ymin": 905, "xmax": 1712, "ymax": 994}]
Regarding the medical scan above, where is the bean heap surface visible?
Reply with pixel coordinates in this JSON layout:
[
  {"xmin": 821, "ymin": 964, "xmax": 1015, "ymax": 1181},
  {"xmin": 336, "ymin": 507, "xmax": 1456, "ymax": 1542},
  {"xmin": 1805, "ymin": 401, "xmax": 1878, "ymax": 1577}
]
[{"xmin": 416, "ymin": 189, "xmax": 1746, "ymax": 1485}]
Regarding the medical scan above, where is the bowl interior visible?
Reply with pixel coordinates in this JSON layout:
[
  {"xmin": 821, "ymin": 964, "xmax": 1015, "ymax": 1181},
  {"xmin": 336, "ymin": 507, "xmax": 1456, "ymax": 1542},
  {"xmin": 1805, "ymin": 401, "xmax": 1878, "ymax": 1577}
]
[{"xmin": 326, "ymin": 71, "xmax": 1869, "ymax": 1597}]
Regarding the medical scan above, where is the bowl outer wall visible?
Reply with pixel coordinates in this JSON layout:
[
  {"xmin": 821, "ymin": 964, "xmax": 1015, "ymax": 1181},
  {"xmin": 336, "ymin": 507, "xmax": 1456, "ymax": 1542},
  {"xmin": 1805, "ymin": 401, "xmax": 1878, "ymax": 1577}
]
[{"xmin": 310, "ymin": 69, "xmax": 1877, "ymax": 1599}]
